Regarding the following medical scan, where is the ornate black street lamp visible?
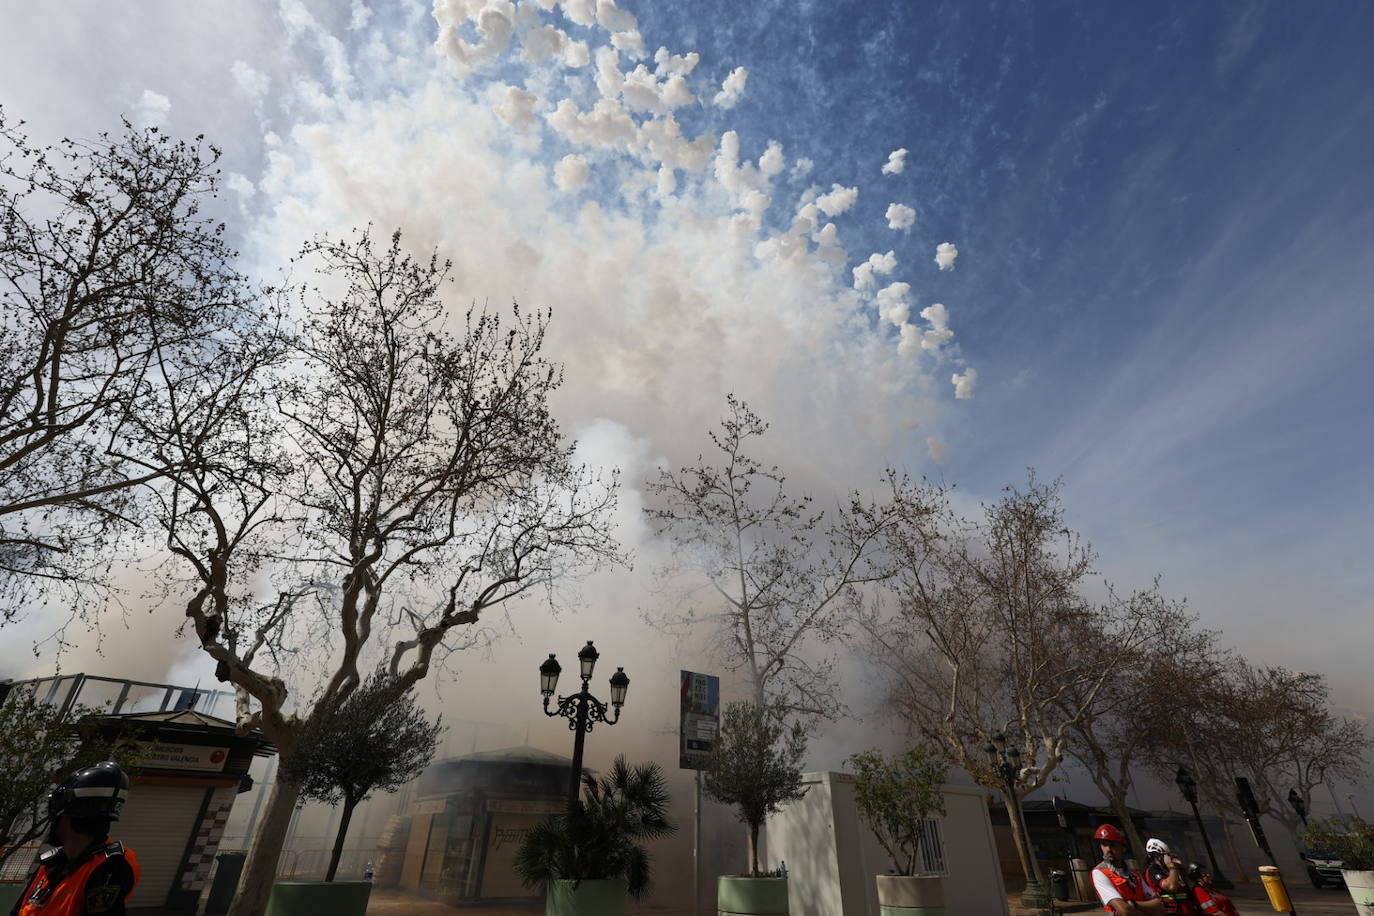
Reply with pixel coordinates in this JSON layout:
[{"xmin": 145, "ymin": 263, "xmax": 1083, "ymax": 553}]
[
  {"xmin": 540, "ymin": 641, "xmax": 629, "ymax": 806},
  {"xmin": 1175, "ymin": 767, "xmax": 1231, "ymax": 888},
  {"xmin": 1287, "ymin": 788, "xmax": 1309, "ymax": 827},
  {"xmin": 986, "ymin": 732, "xmax": 1047, "ymax": 909}
]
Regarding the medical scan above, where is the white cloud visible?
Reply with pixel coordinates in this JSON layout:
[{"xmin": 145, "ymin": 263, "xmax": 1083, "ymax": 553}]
[
  {"xmin": 132, "ymin": 89, "xmax": 171, "ymax": 127},
  {"xmin": 926, "ymin": 436, "xmax": 947, "ymax": 463},
  {"xmin": 553, "ymin": 153, "xmax": 590, "ymax": 191},
  {"xmin": 656, "ymin": 165, "xmax": 676, "ymax": 197},
  {"xmin": 882, "ymin": 147, "xmax": 908, "ymax": 175},
  {"xmin": 852, "ymin": 250, "xmax": 897, "ymax": 290},
  {"xmin": 815, "ymin": 183, "xmax": 858, "ymax": 216},
  {"xmin": 653, "ymin": 47, "xmax": 698, "ymax": 76},
  {"xmin": 521, "ymin": 23, "xmax": 567, "ymax": 64},
  {"xmin": 494, "ymin": 84, "xmax": 540, "ymax": 130},
  {"xmin": 561, "ymin": 0, "xmax": 596, "ymax": 27},
  {"xmin": 230, "ymin": 60, "xmax": 269, "ymax": 103},
  {"xmin": 596, "ymin": 0, "xmax": 638, "ymax": 33},
  {"xmin": 876, "ymin": 281, "xmax": 910, "ymax": 327},
  {"xmin": 758, "ymin": 140, "xmax": 785, "ymax": 176},
  {"xmin": 348, "ymin": 0, "xmax": 372, "ymax": 30},
  {"xmin": 953, "ymin": 367, "xmax": 978, "ymax": 399},
  {"xmin": 919, "ymin": 302, "xmax": 954, "ymax": 351},
  {"xmin": 713, "ymin": 66, "xmax": 748, "ymax": 109},
  {"xmin": 885, "ymin": 202, "xmax": 915, "ymax": 230},
  {"xmin": 934, "ymin": 241, "xmax": 959, "ymax": 270},
  {"xmin": 562, "ymin": 39, "xmax": 591, "ymax": 67},
  {"xmin": 790, "ymin": 157, "xmax": 813, "ymax": 180},
  {"xmin": 547, "ymin": 97, "xmax": 636, "ymax": 149},
  {"xmin": 434, "ymin": 0, "xmax": 517, "ymax": 76},
  {"xmin": 226, "ymin": 172, "xmax": 256, "ymax": 198},
  {"xmin": 611, "ymin": 29, "xmax": 646, "ymax": 60}
]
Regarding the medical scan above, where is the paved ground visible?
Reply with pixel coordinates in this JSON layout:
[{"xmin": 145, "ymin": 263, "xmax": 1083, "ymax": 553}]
[
  {"xmin": 365, "ymin": 884, "xmax": 1360, "ymax": 915},
  {"xmin": 1009, "ymin": 884, "xmax": 1358, "ymax": 916},
  {"xmin": 365, "ymin": 887, "xmax": 691, "ymax": 915}
]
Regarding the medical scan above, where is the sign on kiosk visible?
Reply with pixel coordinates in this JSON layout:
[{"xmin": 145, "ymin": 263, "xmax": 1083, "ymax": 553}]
[
  {"xmin": 679, "ymin": 670, "xmax": 720, "ymax": 770},
  {"xmin": 134, "ymin": 742, "xmax": 230, "ymax": 772}
]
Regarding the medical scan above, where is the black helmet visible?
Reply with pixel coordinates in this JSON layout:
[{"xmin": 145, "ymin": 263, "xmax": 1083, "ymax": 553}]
[
  {"xmin": 47, "ymin": 761, "xmax": 130, "ymax": 822},
  {"xmin": 1187, "ymin": 862, "xmax": 1208, "ymax": 880}
]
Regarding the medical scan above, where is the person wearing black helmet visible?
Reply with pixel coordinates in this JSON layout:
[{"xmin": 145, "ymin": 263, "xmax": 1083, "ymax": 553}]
[
  {"xmin": 1187, "ymin": 863, "xmax": 1239, "ymax": 916},
  {"xmin": 10, "ymin": 761, "xmax": 141, "ymax": 916}
]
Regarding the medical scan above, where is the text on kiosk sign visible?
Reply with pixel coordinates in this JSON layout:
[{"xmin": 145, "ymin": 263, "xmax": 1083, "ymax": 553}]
[{"xmin": 135, "ymin": 742, "xmax": 230, "ymax": 772}]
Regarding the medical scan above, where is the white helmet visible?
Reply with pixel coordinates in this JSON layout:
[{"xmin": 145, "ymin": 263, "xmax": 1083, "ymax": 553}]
[{"xmin": 1146, "ymin": 838, "xmax": 1170, "ymax": 855}]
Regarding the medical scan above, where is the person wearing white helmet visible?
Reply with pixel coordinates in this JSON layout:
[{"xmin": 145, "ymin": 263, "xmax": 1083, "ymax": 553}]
[{"xmin": 1142, "ymin": 838, "xmax": 1201, "ymax": 915}]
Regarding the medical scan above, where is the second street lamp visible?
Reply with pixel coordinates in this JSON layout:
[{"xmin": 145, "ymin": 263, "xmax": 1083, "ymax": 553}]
[
  {"xmin": 1287, "ymin": 788, "xmax": 1309, "ymax": 827},
  {"xmin": 987, "ymin": 733, "xmax": 1047, "ymax": 909},
  {"xmin": 1175, "ymin": 767, "xmax": 1231, "ymax": 889},
  {"xmin": 539, "ymin": 641, "xmax": 629, "ymax": 806}
]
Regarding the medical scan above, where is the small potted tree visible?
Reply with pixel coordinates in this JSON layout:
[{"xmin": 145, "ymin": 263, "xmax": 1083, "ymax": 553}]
[
  {"xmin": 1300, "ymin": 816, "xmax": 1374, "ymax": 915},
  {"xmin": 702, "ymin": 701, "xmax": 807, "ymax": 916},
  {"xmin": 515, "ymin": 756, "xmax": 676, "ymax": 915},
  {"xmin": 846, "ymin": 745, "xmax": 948, "ymax": 914},
  {"xmin": 271, "ymin": 672, "xmax": 441, "ymax": 916}
]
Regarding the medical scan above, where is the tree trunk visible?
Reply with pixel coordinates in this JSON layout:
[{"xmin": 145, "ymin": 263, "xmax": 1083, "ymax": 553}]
[
  {"xmin": 325, "ymin": 798, "xmax": 357, "ymax": 882},
  {"xmin": 1111, "ymin": 792, "xmax": 1146, "ymax": 857},
  {"xmin": 748, "ymin": 821, "xmax": 760, "ymax": 877},
  {"xmin": 228, "ymin": 775, "xmax": 301, "ymax": 916},
  {"xmin": 1003, "ymin": 788, "xmax": 1043, "ymax": 886}
]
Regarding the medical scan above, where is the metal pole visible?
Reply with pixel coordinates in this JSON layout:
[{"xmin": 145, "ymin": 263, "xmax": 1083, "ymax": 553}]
[
  {"xmin": 694, "ymin": 770, "xmax": 702, "ymax": 916},
  {"xmin": 567, "ymin": 691, "xmax": 589, "ymax": 807},
  {"xmin": 1186, "ymin": 796, "xmax": 1231, "ymax": 889},
  {"xmin": 1008, "ymin": 782, "xmax": 1046, "ymax": 906}
]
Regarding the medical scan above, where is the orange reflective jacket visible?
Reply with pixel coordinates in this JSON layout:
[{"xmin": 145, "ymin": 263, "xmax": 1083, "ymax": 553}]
[{"xmin": 15, "ymin": 842, "xmax": 140, "ymax": 916}]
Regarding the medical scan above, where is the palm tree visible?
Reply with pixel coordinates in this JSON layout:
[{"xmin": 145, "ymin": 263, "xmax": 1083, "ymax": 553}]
[{"xmin": 514, "ymin": 756, "xmax": 676, "ymax": 899}]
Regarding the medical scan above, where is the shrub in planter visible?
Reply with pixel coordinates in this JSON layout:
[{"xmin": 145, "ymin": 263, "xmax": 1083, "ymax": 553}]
[
  {"xmin": 1300, "ymin": 816, "xmax": 1374, "ymax": 915},
  {"xmin": 703, "ymin": 700, "xmax": 807, "ymax": 914},
  {"xmin": 847, "ymin": 745, "xmax": 948, "ymax": 914},
  {"xmin": 514, "ymin": 757, "xmax": 676, "ymax": 914}
]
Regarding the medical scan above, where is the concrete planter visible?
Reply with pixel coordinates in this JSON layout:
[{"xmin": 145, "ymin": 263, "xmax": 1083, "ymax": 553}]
[
  {"xmin": 876, "ymin": 875, "xmax": 946, "ymax": 915},
  {"xmin": 0, "ymin": 883, "xmax": 26, "ymax": 913},
  {"xmin": 1344, "ymin": 869, "xmax": 1374, "ymax": 916},
  {"xmin": 718, "ymin": 876, "xmax": 788, "ymax": 915},
  {"xmin": 545, "ymin": 878, "xmax": 627, "ymax": 916},
  {"xmin": 264, "ymin": 880, "xmax": 372, "ymax": 916}
]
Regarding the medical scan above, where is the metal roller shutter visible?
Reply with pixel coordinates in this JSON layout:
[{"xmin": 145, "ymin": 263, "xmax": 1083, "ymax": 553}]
[{"xmin": 115, "ymin": 784, "xmax": 209, "ymax": 907}]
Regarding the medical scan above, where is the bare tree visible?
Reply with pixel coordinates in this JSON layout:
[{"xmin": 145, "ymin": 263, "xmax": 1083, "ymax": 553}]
[
  {"xmin": 645, "ymin": 396, "xmax": 902, "ymax": 720},
  {"xmin": 1060, "ymin": 611, "xmax": 1219, "ymax": 855},
  {"xmin": 143, "ymin": 228, "xmax": 622, "ymax": 916},
  {"xmin": 1142, "ymin": 660, "xmax": 1371, "ymax": 849},
  {"xmin": 0, "ymin": 110, "xmax": 248, "ymax": 617},
  {"xmin": 864, "ymin": 473, "xmax": 1165, "ymax": 893}
]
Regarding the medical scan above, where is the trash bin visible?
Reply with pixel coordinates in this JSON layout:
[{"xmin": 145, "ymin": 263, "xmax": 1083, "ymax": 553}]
[
  {"xmin": 1050, "ymin": 869, "xmax": 1071, "ymax": 901},
  {"xmin": 205, "ymin": 851, "xmax": 248, "ymax": 915}
]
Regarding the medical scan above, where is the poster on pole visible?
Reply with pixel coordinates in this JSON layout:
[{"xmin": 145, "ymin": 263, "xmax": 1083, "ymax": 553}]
[{"xmin": 679, "ymin": 670, "xmax": 720, "ymax": 770}]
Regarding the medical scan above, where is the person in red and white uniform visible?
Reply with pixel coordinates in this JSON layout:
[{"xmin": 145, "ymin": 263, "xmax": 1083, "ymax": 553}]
[
  {"xmin": 1188, "ymin": 863, "xmax": 1239, "ymax": 916},
  {"xmin": 1092, "ymin": 824, "xmax": 1164, "ymax": 915}
]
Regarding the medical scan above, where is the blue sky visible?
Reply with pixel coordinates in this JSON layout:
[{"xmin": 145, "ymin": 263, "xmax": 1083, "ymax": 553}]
[{"xmin": 2, "ymin": 0, "xmax": 1372, "ymax": 798}]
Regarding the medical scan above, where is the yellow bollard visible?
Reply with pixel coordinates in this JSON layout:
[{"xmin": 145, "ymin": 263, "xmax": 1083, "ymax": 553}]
[{"xmin": 1258, "ymin": 865, "xmax": 1294, "ymax": 912}]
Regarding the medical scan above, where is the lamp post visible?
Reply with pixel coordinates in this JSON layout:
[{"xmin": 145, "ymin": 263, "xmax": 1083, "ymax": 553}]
[
  {"xmin": 1175, "ymin": 767, "xmax": 1231, "ymax": 889},
  {"xmin": 986, "ymin": 733, "xmax": 1047, "ymax": 909},
  {"xmin": 1287, "ymin": 789, "xmax": 1309, "ymax": 828},
  {"xmin": 540, "ymin": 641, "xmax": 629, "ymax": 806}
]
